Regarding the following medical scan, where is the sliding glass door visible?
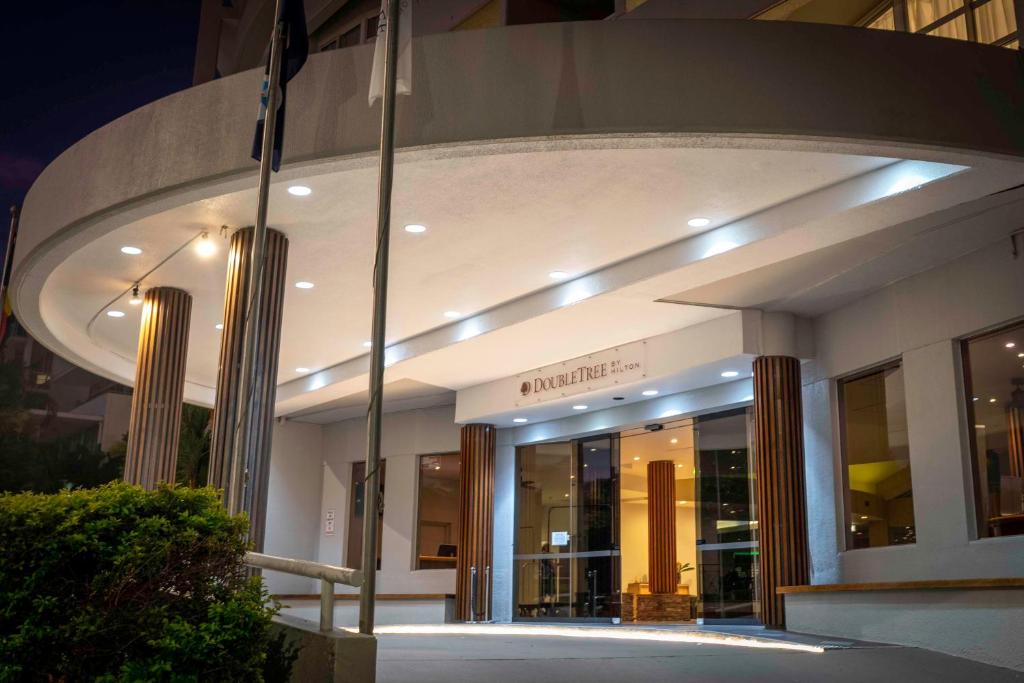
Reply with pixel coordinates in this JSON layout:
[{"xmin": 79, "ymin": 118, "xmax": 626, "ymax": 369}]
[{"xmin": 514, "ymin": 436, "xmax": 620, "ymax": 621}]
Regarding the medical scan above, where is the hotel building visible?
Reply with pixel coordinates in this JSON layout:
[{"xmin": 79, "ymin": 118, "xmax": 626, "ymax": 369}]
[{"xmin": 10, "ymin": 0, "xmax": 1024, "ymax": 671}]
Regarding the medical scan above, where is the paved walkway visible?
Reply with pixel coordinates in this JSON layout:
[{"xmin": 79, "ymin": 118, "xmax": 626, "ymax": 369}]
[{"xmin": 375, "ymin": 626, "xmax": 1024, "ymax": 683}]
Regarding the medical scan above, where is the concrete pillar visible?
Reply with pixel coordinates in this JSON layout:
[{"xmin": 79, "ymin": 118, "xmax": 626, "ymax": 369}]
[
  {"xmin": 124, "ymin": 287, "xmax": 192, "ymax": 489},
  {"xmin": 647, "ymin": 460, "xmax": 678, "ymax": 594},
  {"xmin": 753, "ymin": 355, "xmax": 810, "ymax": 628},
  {"xmin": 456, "ymin": 423, "xmax": 496, "ymax": 621},
  {"xmin": 208, "ymin": 227, "xmax": 289, "ymax": 551}
]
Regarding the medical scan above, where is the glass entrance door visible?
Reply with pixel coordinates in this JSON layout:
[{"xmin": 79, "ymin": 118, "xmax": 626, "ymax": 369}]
[{"xmin": 514, "ymin": 436, "xmax": 620, "ymax": 621}]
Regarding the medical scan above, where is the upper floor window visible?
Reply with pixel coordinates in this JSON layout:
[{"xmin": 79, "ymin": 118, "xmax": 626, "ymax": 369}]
[
  {"xmin": 415, "ymin": 453, "xmax": 461, "ymax": 569},
  {"xmin": 963, "ymin": 320, "xmax": 1024, "ymax": 538},
  {"xmin": 864, "ymin": 0, "xmax": 1017, "ymax": 45},
  {"xmin": 839, "ymin": 362, "xmax": 916, "ymax": 549}
]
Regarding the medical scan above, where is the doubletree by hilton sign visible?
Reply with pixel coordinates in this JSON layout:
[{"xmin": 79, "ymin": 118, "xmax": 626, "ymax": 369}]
[{"xmin": 516, "ymin": 341, "xmax": 647, "ymax": 405}]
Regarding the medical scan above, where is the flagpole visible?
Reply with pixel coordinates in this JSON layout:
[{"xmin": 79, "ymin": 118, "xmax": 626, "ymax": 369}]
[
  {"xmin": 359, "ymin": 0, "xmax": 401, "ymax": 636},
  {"xmin": 2, "ymin": 206, "xmax": 18, "ymax": 306},
  {"xmin": 228, "ymin": 0, "xmax": 286, "ymax": 522}
]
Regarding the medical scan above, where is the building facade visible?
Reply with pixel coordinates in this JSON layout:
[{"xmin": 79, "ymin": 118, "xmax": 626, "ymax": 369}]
[{"xmin": 10, "ymin": 0, "xmax": 1024, "ymax": 671}]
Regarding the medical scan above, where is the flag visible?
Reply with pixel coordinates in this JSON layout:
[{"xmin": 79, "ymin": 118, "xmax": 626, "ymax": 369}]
[
  {"xmin": 252, "ymin": 0, "xmax": 309, "ymax": 172},
  {"xmin": 0, "ymin": 294, "xmax": 11, "ymax": 346},
  {"xmin": 369, "ymin": 0, "xmax": 412, "ymax": 106}
]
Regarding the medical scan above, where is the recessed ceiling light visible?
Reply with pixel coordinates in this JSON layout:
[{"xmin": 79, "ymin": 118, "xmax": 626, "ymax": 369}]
[
  {"xmin": 1007, "ymin": 342, "xmax": 1017, "ymax": 348},
  {"xmin": 120, "ymin": 246, "xmax": 142, "ymax": 255},
  {"xmin": 513, "ymin": 417, "xmax": 528, "ymax": 423},
  {"xmin": 106, "ymin": 310, "xmax": 125, "ymax": 318},
  {"xmin": 287, "ymin": 185, "xmax": 312, "ymax": 196},
  {"xmin": 670, "ymin": 438, "xmax": 678, "ymax": 444},
  {"xmin": 975, "ymin": 424, "xmax": 986, "ymax": 429},
  {"xmin": 1018, "ymin": 353, "xmax": 1024, "ymax": 358},
  {"xmin": 687, "ymin": 217, "xmax": 711, "ymax": 228},
  {"xmin": 363, "ymin": 341, "xmax": 372, "ymax": 348},
  {"xmin": 989, "ymin": 397, "xmax": 998, "ymax": 403},
  {"xmin": 296, "ymin": 367, "xmax": 310, "ymax": 373},
  {"xmin": 721, "ymin": 370, "xmax": 739, "ymax": 378},
  {"xmin": 548, "ymin": 270, "xmax": 569, "ymax": 280},
  {"xmin": 972, "ymin": 397, "xmax": 979, "ymax": 402},
  {"xmin": 404, "ymin": 224, "xmax": 426, "ymax": 233},
  {"xmin": 195, "ymin": 233, "xmax": 216, "ymax": 257},
  {"xmin": 572, "ymin": 405, "xmax": 588, "ymax": 410},
  {"xmin": 295, "ymin": 281, "xmax": 315, "ymax": 289},
  {"xmin": 215, "ymin": 323, "xmax": 223, "ymax": 330},
  {"xmin": 642, "ymin": 389, "xmax": 659, "ymax": 397},
  {"xmin": 443, "ymin": 311, "xmax": 461, "ymax": 319}
]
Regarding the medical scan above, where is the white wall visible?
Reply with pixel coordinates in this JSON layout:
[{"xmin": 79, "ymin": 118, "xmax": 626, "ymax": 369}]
[
  {"xmin": 317, "ymin": 405, "xmax": 461, "ymax": 596},
  {"xmin": 263, "ymin": 419, "xmax": 326, "ymax": 595},
  {"xmin": 805, "ymin": 240, "xmax": 1024, "ymax": 583}
]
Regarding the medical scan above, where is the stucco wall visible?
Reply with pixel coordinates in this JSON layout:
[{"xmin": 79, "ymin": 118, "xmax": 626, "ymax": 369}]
[{"xmin": 804, "ymin": 240, "xmax": 1024, "ymax": 584}]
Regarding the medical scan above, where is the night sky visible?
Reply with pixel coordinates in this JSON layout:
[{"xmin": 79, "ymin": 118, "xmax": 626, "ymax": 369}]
[{"xmin": 1, "ymin": 0, "xmax": 202, "ymax": 251}]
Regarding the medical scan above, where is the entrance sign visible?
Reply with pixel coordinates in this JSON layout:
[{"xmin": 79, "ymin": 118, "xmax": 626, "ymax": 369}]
[{"xmin": 516, "ymin": 342, "xmax": 647, "ymax": 406}]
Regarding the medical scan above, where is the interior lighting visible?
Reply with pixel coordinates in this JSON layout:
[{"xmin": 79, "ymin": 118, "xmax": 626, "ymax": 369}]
[
  {"xmin": 548, "ymin": 270, "xmax": 569, "ymax": 280},
  {"xmin": 572, "ymin": 405, "xmax": 588, "ymax": 410},
  {"xmin": 354, "ymin": 624, "xmax": 825, "ymax": 653},
  {"xmin": 443, "ymin": 311, "xmax": 461, "ymax": 319},
  {"xmin": 196, "ymin": 232, "xmax": 217, "ymax": 257},
  {"xmin": 642, "ymin": 390, "xmax": 659, "ymax": 397},
  {"xmin": 296, "ymin": 367, "xmax": 310, "ymax": 373},
  {"xmin": 295, "ymin": 281, "xmax": 315, "ymax": 289},
  {"xmin": 128, "ymin": 285, "xmax": 142, "ymax": 306},
  {"xmin": 1006, "ymin": 342, "xmax": 1017, "ymax": 348},
  {"xmin": 404, "ymin": 224, "xmax": 426, "ymax": 233},
  {"xmin": 216, "ymin": 323, "xmax": 223, "ymax": 330},
  {"xmin": 363, "ymin": 341, "xmax": 372, "ymax": 348},
  {"xmin": 687, "ymin": 217, "xmax": 711, "ymax": 228},
  {"xmin": 633, "ymin": 456, "xmax": 640, "ymax": 461},
  {"xmin": 670, "ymin": 438, "xmax": 678, "ymax": 444},
  {"xmin": 721, "ymin": 370, "xmax": 739, "ymax": 378},
  {"xmin": 887, "ymin": 174, "xmax": 929, "ymax": 196},
  {"xmin": 976, "ymin": 425, "xmax": 986, "ymax": 429},
  {"xmin": 287, "ymin": 185, "xmax": 312, "ymax": 196},
  {"xmin": 106, "ymin": 310, "xmax": 125, "ymax": 318},
  {"xmin": 989, "ymin": 398, "xmax": 998, "ymax": 403},
  {"xmin": 513, "ymin": 418, "xmax": 528, "ymax": 423},
  {"xmin": 120, "ymin": 246, "xmax": 142, "ymax": 255}
]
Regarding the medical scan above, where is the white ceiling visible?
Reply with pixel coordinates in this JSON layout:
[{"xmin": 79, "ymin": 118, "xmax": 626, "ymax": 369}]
[{"xmin": 39, "ymin": 144, "xmax": 892, "ymax": 409}]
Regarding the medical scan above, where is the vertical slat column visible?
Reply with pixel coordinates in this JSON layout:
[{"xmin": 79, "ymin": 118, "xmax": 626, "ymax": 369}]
[
  {"xmin": 1008, "ymin": 399, "xmax": 1024, "ymax": 478},
  {"xmin": 456, "ymin": 423, "xmax": 496, "ymax": 621},
  {"xmin": 208, "ymin": 226, "xmax": 289, "ymax": 551},
  {"xmin": 124, "ymin": 287, "xmax": 192, "ymax": 489},
  {"xmin": 647, "ymin": 460, "xmax": 678, "ymax": 594},
  {"xmin": 753, "ymin": 355, "xmax": 809, "ymax": 629}
]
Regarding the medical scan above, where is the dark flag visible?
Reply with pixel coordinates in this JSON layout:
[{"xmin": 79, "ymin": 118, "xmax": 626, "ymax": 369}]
[{"xmin": 252, "ymin": 0, "xmax": 309, "ymax": 172}]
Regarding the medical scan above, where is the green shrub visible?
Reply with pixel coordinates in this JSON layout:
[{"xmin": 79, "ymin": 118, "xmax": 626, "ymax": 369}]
[{"xmin": 0, "ymin": 482, "xmax": 286, "ymax": 682}]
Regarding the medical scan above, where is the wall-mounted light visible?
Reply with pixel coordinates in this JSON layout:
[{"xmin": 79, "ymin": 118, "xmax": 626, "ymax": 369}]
[
  {"xmin": 196, "ymin": 232, "xmax": 217, "ymax": 257},
  {"xmin": 129, "ymin": 285, "xmax": 142, "ymax": 306}
]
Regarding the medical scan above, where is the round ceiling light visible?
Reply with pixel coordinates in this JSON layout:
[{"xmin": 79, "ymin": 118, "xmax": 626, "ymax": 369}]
[
  {"xmin": 295, "ymin": 281, "xmax": 315, "ymax": 289},
  {"xmin": 120, "ymin": 246, "xmax": 142, "ymax": 255},
  {"xmin": 721, "ymin": 370, "xmax": 739, "ymax": 378},
  {"xmin": 363, "ymin": 341, "xmax": 372, "ymax": 348},
  {"xmin": 404, "ymin": 224, "xmax": 426, "ymax": 233},
  {"xmin": 296, "ymin": 367, "xmax": 310, "ymax": 373},
  {"xmin": 548, "ymin": 270, "xmax": 569, "ymax": 280},
  {"xmin": 287, "ymin": 185, "xmax": 312, "ymax": 196},
  {"xmin": 195, "ymin": 233, "xmax": 217, "ymax": 257},
  {"xmin": 216, "ymin": 323, "xmax": 224, "ymax": 330},
  {"xmin": 642, "ymin": 389, "xmax": 658, "ymax": 396},
  {"xmin": 443, "ymin": 311, "xmax": 461, "ymax": 319},
  {"xmin": 687, "ymin": 217, "xmax": 711, "ymax": 228},
  {"xmin": 106, "ymin": 310, "xmax": 125, "ymax": 318},
  {"xmin": 572, "ymin": 405, "xmax": 588, "ymax": 410},
  {"xmin": 513, "ymin": 418, "xmax": 528, "ymax": 423}
]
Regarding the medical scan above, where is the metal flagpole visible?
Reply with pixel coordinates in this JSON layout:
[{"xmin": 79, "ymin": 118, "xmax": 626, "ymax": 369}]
[
  {"xmin": 228, "ymin": 0, "xmax": 286, "ymax": 520},
  {"xmin": 359, "ymin": 0, "xmax": 401, "ymax": 636},
  {"xmin": 1, "ymin": 206, "xmax": 19, "ymax": 306}
]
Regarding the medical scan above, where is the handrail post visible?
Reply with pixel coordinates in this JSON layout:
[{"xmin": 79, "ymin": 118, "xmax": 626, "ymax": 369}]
[{"xmin": 320, "ymin": 577, "xmax": 335, "ymax": 632}]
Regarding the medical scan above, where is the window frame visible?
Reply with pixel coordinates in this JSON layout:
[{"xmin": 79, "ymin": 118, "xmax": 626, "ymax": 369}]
[
  {"xmin": 412, "ymin": 451, "xmax": 462, "ymax": 571},
  {"xmin": 836, "ymin": 358, "xmax": 913, "ymax": 552},
  {"xmin": 960, "ymin": 317, "xmax": 1024, "ymax": 540}
]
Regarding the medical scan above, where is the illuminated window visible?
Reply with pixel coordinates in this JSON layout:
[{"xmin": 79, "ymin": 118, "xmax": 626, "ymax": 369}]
[
  {"xmin": 839, "ymin": 362, "xmax": 916, "ymax": 549},
  {"xmin": 963, "ymin": 320, "xmax": 1024, "ymax": 538},
  {"xmin": 415, "ymin": 453, "xmax": 461, "ymax": 570}
]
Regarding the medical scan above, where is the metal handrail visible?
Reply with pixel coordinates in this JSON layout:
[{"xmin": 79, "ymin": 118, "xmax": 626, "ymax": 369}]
[{"xmin": 245, "ymin": 552, "xmax": 363, "ymax": 632}]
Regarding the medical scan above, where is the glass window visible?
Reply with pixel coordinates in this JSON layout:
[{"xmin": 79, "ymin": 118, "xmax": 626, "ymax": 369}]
[
  {"xmin": 867, "ymin": 8, "xmax": 896, "ymax": 31},
  {"xmin": 974, "ymin": 0, "xmax": 1017, "ymax": 43},
  {"xmin": 839, "ymin": 363, "xmax": 915, "ymax": 549},
  {"xmin": 338, "ymin": 24, "xmax": 361, "ymax": 48},
  {"xmin": 927, "ymin": 13, "xmax": 969, "ymax": 39},
  {"xmin": 347, "ymin": 460, "xmax": 385, "ymax": 571},
  {"xmin": 909, "ymin": 0, "xmax": 964, "ymax": 32},
  {"xmin": 963, "ymin": 321, "xmax": 1024, "ymax": 538},
  {"xmin": 416, "ymin": 453, "xmax": 461, "ymax": 569}
]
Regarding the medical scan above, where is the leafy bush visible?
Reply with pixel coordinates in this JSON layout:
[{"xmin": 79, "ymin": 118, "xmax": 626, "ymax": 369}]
[{"xmin": 0, "ymin": 482, "xmax": 287, "ymax": 682}]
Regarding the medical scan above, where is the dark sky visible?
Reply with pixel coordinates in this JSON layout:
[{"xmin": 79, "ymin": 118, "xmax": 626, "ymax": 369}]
[{"xmin": 1, "ymin": 0, "xmax": 202, "ymax": 253}]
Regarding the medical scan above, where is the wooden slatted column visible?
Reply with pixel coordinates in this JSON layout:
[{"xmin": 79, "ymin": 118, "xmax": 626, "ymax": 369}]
[
  {"xmin": 1008, "ymin": 389, "xmax": 1024, "ymax": 478},
  {"xmin": 753, "ymin": 355, "xmax": 810, "ymax": 629},
  {"xmin": 124, "ymin": 287, "xmax": 192, "ymax": 489},
  {"xmin": 647, "ymin": 460, "xmax": 678, "ymax": 594},
  {"xmin": 456, "ymin": 423, "xmax": 496, "ymax": 621},
  {"xmin": 208, "ymin": 227, "xmax": 289, "ymax": 551}
]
